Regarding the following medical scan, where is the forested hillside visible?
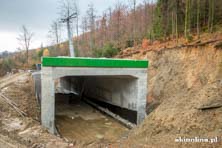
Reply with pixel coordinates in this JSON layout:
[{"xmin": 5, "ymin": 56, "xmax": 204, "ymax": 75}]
[{"xmin": 75, "ymin": 0, "xmax": 222, "ymax": 56}]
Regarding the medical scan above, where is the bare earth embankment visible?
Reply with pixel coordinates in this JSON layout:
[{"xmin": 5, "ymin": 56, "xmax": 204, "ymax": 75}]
[{"xmin": 111, "ymin": 33, "xmax": 222, "ymax": 147}]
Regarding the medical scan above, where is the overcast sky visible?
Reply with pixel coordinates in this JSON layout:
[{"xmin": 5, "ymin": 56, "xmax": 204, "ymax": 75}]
[{"xmin": 0, "ymin": 0, "xmax": 144, "ymax": 52}]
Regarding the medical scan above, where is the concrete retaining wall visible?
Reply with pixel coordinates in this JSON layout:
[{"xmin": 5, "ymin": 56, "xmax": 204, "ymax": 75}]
[{"xmin": 58, "ymin": 76, "xmax": 138, "ymax": 111}]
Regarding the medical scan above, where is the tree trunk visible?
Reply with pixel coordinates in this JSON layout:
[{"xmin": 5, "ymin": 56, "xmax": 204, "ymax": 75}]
[
  {"xmin": 210, "ymin": 0, "xmax": 215, "ymax": 33},
  {"xmin": 175, "ymin": 0, "xmax": 178, "ymax": 43},
  {"xmin": 184, "ymin": 0, "xmax": 189, "ymax": 38},
  {"xmin": 188, "ymin": 0, "xmax": 191, "ymax": 35},
  {"xmin": 197, "ymin": 0, "xmax": 200, "ymax": 39},
  {"xmin": 208, "ymin": 0, "xmax": 214, "ymax": 33},
  {"xmin": 172, "ymin": 12, "xmax": 174, "ymax": 38},
  {"xmin": 26, "ymin": 48, "xmax": 28, "ymax": 65},
  {"xmin": 176, "ymin": 11, "xmax": 178, "ymax": 43},
  {"xmin": 133, "ymin": 0, "xmax": 136, "ymax": 45}
]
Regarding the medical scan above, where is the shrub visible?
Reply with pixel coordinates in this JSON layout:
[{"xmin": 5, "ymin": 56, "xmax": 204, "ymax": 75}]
[
  {"xmin": 37, "ymin": 49, "xmax": 44, "ymax": 59},
  {"xmin": 126, "ymin": 40, "xmax": 134, "ymax": 48},
  {"xmin": 187, "ymin": 35, "xmax": 193, "ymax": 42},
  {"xmin": 93, "ymin": 44, "xmax": 119, "ymax": 58},
  {"xmin": 93, "ymin": 48, "xmax": 103, "ymax": 57},
  {"xmin": 0, "ymin": 58, "xmax": 16, "ymax": 76}
]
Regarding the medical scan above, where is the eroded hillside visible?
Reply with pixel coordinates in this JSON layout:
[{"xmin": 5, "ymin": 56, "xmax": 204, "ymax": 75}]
[{"xmin": 114, "ymin": 33, "xmax": 222, "ymax": 147}]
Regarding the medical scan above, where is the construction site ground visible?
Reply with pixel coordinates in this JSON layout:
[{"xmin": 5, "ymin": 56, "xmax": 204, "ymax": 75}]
[{"xmin": 0, "ymin": 73, "xmax": 131, "ymax": 147}]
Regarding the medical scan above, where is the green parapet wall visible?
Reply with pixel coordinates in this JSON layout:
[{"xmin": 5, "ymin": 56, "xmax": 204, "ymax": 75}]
[{"xmin": 42, "ymin": 57, "xmax": 149, "ymax": 68}]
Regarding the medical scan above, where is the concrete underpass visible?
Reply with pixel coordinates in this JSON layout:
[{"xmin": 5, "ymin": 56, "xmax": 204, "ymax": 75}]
[{"xmin": 39, "ymin": 57, "xmax": 149, "ymax": 136}]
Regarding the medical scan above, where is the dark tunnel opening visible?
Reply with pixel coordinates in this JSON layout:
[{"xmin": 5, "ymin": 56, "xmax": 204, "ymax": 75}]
[{"xmin": 54, "ymin": 75, "xmax": 138, "ymax": 126}]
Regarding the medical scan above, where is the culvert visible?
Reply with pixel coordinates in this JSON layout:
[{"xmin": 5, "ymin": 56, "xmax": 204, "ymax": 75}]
[{"xmin": 40, "ymin": 57, "xmax": 149, "ymax": 134}]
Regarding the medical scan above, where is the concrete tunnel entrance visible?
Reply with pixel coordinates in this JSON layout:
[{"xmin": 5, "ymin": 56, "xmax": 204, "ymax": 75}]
[
  {"xmin": 41, "ymin": 57, "xmax": 148, "ymax": 134},
  {"xmin": 56, "ymin": 75, "xmax": 138, "ymax": 124}
]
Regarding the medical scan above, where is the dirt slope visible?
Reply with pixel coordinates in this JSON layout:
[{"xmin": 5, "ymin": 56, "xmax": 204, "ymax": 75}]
[{"xmin": 114, "ymin": 33, "xmax": 222, "ymax": 147}]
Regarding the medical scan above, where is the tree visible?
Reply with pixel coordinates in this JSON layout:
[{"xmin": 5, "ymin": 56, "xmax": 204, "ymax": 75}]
[
  {"xmin": 48, "ymin": 21, "xmax": 62, "ymax": 49},
  {"xmin": 149, "ymin": 0, "xmax": 154, "ymax": 42},
  {"xmin": 143, "ymin": 0, "xmax": 149, "ymax": 35},
  {"xmin": 128, "ymin": 0, "xmax": 137, "ymax": 44},
  {"xmin": 175, "ymin": 0, "xmax": 178, "ymax": 42},
  {"xmin": 184, "ymin": 0, "xmax": 191, "ymax": 39},
  {"xmin": 107, "ymin": 7, "xmax": 113, "ymax": 42},
  {"xmin": 100, "ymin": 12, "xmax": 108, "ymax": 47},
  {"xmin": 153, "ymin": 0, "xmax": 164, "ymax": 39},
  {"xmin": 17, "ymin": 25, "xmax": 34, "ymax": 64},
  {"xmin": 162, "ymin": 0, "xmax": 169, "ymax": 39},
  {"xmin": 170, "ymin": 0, "xmax": 179, "ymax": 41},
  {"xmin": 86, "ymin": 3, "xmax": 96, "ymax": 50},
  {"xmin": 81, "ymin": 16, "xmax": 88, "ymax": 41},
  {"xmin": 197, "ymin": 0, "xmax": 200, "ymax": 38},
  {"xmin": 208, "ymin": 0, "xmax": 215, "ymax": 33}
]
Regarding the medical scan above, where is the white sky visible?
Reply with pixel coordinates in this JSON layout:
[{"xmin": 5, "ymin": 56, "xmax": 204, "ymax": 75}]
[{"xmin": 0, "ymin": 0, "xmax": 144, "ymax": 52}]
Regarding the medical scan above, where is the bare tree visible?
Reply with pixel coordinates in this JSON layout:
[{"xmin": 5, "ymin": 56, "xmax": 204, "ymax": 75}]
[
  {"xmin": 86, "ymin": 3, "xmax": 96, "ymax": 50},
  {"xmin": 143, "ymin": 0, "xmax": 149, "ymax": 36},
  {"xmin": 81, "ymin": 16, "xmax": 88, "ymax": 41},
  {"xmin": 100, "ymin": 12, "xmax": 108, "ymax": 47},
  {"xmin": 17, "ymin": 25, "xmax": 34, "ymax": 64},
  {"xmin": 128, "ymin": 0, "xmax": 136, "ymax": 44},
  {"xmin": 48, "ymin": 21, "xmax": 62, "ymax": 49}
]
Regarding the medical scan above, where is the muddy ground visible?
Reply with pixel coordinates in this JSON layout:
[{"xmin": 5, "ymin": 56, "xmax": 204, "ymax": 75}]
[{"xmin": 55, "ymin": 96, "xmax": 129, "ymax": 143}]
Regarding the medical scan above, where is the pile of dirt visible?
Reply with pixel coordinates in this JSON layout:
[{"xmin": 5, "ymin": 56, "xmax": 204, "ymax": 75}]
[{"xmin": 114, "ymin": 33, "xmax": 222, "ymax": 147}]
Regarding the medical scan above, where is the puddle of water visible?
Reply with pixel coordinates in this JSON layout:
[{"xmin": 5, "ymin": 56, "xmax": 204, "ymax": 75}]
[{"xmin": 55, "ymin": 102, "xmax": 129, "ymax": 143}]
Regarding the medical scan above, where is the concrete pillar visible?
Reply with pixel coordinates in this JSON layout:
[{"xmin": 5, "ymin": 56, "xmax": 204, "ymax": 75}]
[
  {"xmin": 137, "ymin": 73, "xmax": 147, "ymax": 124},
  {"xmin": 41, "ymin": 68, "xmax": 55, "ymax": 134}
]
